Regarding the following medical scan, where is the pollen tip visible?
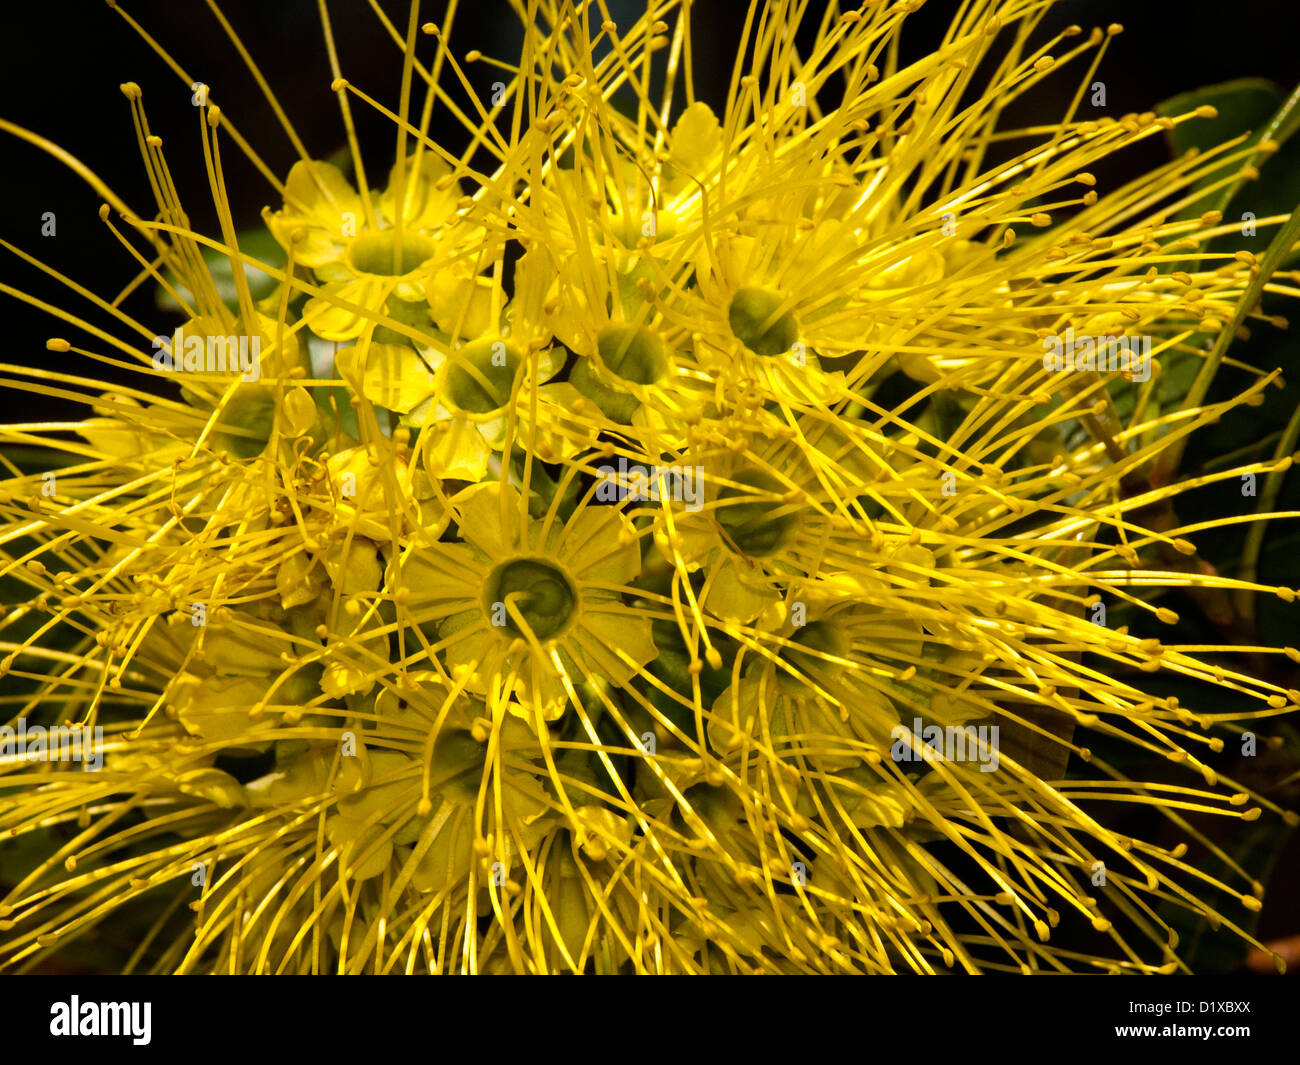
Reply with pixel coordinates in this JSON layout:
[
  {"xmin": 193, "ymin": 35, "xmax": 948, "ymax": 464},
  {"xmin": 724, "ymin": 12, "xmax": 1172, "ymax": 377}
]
[
  {"xmin": 331, "ymin": 77, "xmax": 350, "ymax": 92},
  {"xmin": 465, "ymin": 49, "xmax": 481, "ymax": 62},
  {"xmin": 119, "ymin": 81, "xmax": 141, "ymax": 100},
  {"xmin": 46, "ymin": 338, "xmax": 71, "ymax": 352},
  {"xmin": 1194, "ymin": 104, "xmax": 1218, "ymax": 119}
]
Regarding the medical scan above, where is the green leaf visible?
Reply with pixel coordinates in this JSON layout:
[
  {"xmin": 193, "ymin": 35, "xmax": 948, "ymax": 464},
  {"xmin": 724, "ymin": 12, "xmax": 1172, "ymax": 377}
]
[
  {"xmin": 157, "ymin": 226, "xmax": 285, "ymax": 314},
  {"xmin": 1157, "ymin": 79, "xmax": 1300, "ymax": 253},
  {"xmin": 1156, "ymin": 203, "xmax": 1300, "ymax": 483}
]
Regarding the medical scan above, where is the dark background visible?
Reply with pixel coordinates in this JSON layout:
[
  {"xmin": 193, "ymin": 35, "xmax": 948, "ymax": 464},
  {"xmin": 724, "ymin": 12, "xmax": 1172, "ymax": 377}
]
[{"xmin": 0, "ymin": 0, "xmax": 1296, "ymax": 974}]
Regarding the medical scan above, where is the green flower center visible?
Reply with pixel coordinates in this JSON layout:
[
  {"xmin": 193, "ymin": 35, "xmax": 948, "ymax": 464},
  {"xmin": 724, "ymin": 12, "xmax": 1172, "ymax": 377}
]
[
  {"xmin": 347, "ymin": 230, "xmax": 437, "ymax": 277},
  {"xmin": 212, "ymin": 386, "xmax": 275, "ymax": 460},
  {"xmin": 727, "ymin": 287, "xmax": 799, "ymax": 357},
  {"xmin": 569, "ymin": 355, "xmax": 639, "ymax": 424},
  {"xmin": 715, "ymin": 468, "xmax": 802, "ymax": 557},
  {"xmin": 431, "ymin": 728, "xmax": 487, "ymax": 803},
  {"xmin": 596, "ymin": 325, "xmax": 669, "ymax": 384},
  {"xmin": 489, "ymin": 558, "xmax": 577, "ymax": 639},
  {"xmin": 446, "ymin": 339, "xmax": 523, "ymax": 413},
  {"xmin": 785, "ymin": 620, "xmax": 850, "ymax": 683}
]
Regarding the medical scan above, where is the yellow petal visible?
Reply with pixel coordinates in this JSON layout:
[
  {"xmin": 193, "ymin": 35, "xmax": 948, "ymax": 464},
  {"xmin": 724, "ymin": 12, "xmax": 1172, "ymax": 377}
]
[
  {"xmin": 449, "ymin": 481, "xmax": 521, "ymax": 560},
  {"xmin": 267, "ymin": 221, "xmax": 347, "ymax": 270},
  {"xmin": 268, "ymin": 161, "xmax": 362, "ymax": 267},
  {"xmin": 513, "ymin": 656, "xmax": 569, "ymax": 722},
  {"xmin": 304, "ymin": 277, "xmax": 389, "ymax": 341},
  {"xmin": 380, "ymin": 154, "xmax": 459, "ymax": 231},
  {"xmin": 443, "ymin": 626, "xmax": 502, "ymax": 695},
  {"xmin": 423, "ymin": 412, "xmax": 491, "ymax": 481},
  {"xmin": 276, "ymin": 550, "xmax": 323, "ymax": 610},
  {"xmin": 283, "ymin": 160, "xmax": 363, "ymax": 225},
  {"xmin": 410, "ymin": 804, "xmax": 474, "ymax": 893},
  {"xmin": 572, "ymin": 610, "xmax": 656, "ymax": 684},
  {"xmin": 336, "ymin": 341, "xmax": 436, "ymax": 414},
  {"xmin": 401, "ymin": 542, "xmax": 484, "ymax": 607},
  {"xmin": 176, "ymin": 675, "xmax": 274, "ymax": 742},
  {"xmin": 556, "ymin": 505, "xmax": 640, "ymax": 587},
  {"xmin": 703, "ymin": 555, "xmax": 781, "ymax": 623},
  {"xmin": 670, "ymin": 101, "xmax": 721, "ymax": 173},
  {"xmin": 325, "ymin": 815, "xmax": 393, "ymax": 880},
  {"xmin": 176, "ymin": 768, "xmax": 245, "ymax": 809},
  {"xmin": 337, "ymin": 751, "xmax": 413, "ymax": 823},
  {"xmin": 427, "ymin": 266, "xmax": 494, "ymax": 340}
]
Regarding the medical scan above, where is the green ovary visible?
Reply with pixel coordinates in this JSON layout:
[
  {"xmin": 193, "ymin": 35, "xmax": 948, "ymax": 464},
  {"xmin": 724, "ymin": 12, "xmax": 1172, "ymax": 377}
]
[
  {"xmin": 783, "ymin": 619, "xmax": 850, "ymax": 688},
  {"xmin": 446, "ymin": 339, "xmax": 523, "ymax": 413},
  {"xmin": 346, "ymin": 230, "xmax": 438, "ymax": 276},
  {"xmin": 727, "ymin": 287, "xmax": 799, "ymax": 356},
  {"xmin": 715, "ymin": 468, "xmax": 802, "ymax": 557},
  {"xmin": 491, "ymin": 558, "xmax": 577, "ymax": 639},
  {"xmin": 596, "ymin": 324, "xmax": 669, "ymax": 384}
]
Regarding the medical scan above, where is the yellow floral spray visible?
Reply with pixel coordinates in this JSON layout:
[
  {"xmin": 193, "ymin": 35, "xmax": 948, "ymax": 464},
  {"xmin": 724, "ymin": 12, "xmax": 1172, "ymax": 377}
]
[{"xmin": 1, "ymin": 0, "xmax": 1297, "ymax": 973}]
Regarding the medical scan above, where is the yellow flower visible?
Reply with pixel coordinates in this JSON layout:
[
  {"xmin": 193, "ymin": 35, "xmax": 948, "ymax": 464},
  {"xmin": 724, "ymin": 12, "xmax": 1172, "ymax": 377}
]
[
  {"xmin": 268, "ymin": 157, "xmax": 460, "ymax": 340},
  {"xmin": 2, "ymin": 0, "xmax": 1297, "ymax": 978},
  {"xmin": 267, "ymin": 156, "xmax": 459, "ymax": 271},
  {"xmin": 401, "ymin": 481, "xmax": 656, "ymax": 721}
]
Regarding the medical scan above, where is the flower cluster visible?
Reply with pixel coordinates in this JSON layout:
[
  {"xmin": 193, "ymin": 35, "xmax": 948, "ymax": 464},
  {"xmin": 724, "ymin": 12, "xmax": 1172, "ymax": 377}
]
[{"xmin": 1, "ymin": 0, "xmax": 1297, "ymax": 974}]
